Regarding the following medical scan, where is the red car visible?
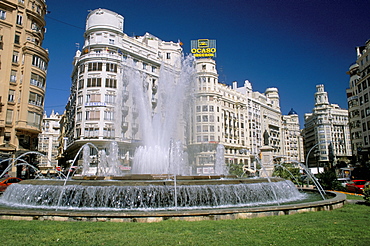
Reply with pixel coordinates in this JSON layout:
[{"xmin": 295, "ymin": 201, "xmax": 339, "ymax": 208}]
[
  {"xmin": 0, "ymin": 177, "xmax": 22, "ymax": 193},
  {"xmin": 346, "ymin": 180, "xmax": 367, "ymax": 194}
]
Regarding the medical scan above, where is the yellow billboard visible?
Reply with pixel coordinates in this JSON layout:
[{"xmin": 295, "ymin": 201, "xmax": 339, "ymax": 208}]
[{"xmin": 191, "ymin": 39, "xmax": 217, "ymax": 58}]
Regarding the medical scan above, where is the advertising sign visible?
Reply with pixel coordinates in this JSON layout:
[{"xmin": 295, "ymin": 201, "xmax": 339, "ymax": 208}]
[{"xmin": 191, "ymin": 39, "xmax": 217, "ymax": 58}]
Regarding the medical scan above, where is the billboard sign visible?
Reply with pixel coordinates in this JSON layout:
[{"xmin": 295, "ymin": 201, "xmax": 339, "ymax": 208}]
[{"xmin": 191, "ymin": 39, "xmax": 216, "ymax": 58}]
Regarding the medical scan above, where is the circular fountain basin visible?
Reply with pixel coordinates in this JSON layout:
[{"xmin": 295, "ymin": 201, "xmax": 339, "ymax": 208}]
[{"xmin": 0, "ymin": 176, "xmax": 346, "ymax": 222}]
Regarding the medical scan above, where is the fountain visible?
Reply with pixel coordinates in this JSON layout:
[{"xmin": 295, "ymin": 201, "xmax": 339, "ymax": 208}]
[{"xmin": 0, "ymin": 54, "xmax": 346, "ymax": 222}]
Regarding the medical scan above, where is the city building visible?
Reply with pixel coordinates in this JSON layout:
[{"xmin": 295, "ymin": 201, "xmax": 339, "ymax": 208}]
[
  {"xmin": 61, "ymin": 9, "xmax": 305, "ymax": 175},
  {"xmin": 303, "ymin": 85, "xmax": 352, "ymax": 170},
  {"xmin": 189, "ymin": 57, "xmax": 291, "ymax": 175},
  {"xmin": 62, "ymin": 9, "xmax": 183, "ymax": 166},
  {"xmin": 37, "ymin": 110, "xmax": 62, "ymax": 174},
  {"xmin": 0, "ymin": 0, "xmax": 48, "ymax": 175},
  {"xmin": 346, "ymin": 39, "xmax": 370, "ymax": 163},
  {"xmin": 281, "ymin": 109, "xmax": 304, "ymax": 163}
]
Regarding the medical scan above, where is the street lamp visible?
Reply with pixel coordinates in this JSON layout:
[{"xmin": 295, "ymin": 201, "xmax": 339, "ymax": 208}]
[{"xmin": 305, "ymin": 140, "xmax": 330, "ymax": 185}]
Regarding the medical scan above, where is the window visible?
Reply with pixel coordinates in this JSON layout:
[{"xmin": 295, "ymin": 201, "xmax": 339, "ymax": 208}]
[
  {"xmin": 86, "ymin": 110, "xmax": 100, "ymax": 120},
  {"xmin": 8, "ymin": 90, "xmax": 15, "ymax": 102},
  {"xmin": 31, "ymin": 22, "xmax": 40, "ymax": 31},
  {"xmin": 86, "ymin": 94, "xmax": 101, "ymax": 103},
  {"xmin": 0, "ymin": 10, "xmax": 6, "ymax": 20},
  {"xmin": 10, "ymin": 70, "xmax": 17, "ymax": 82},
  {"xmin": 84, "ymin": 126, "xmax": 99, "ymax": 138},
  {"xmin": 14, "ymin": 35, "xmax": 20, "ymax": 44},
  {"xmin": 105, "ymin": 78, "xmax": 117, "ymax": 88},
  {"xmin": 27, "ymin": 111, "xmax": 41, "ymax": 127},
  {"xmin": 105, "ymin": 94, "xmax": 116, "ymax": 105},
  {"xmin": 12, "ymin": 51, "xmax": 19, "ymax": 63},
  {"xmin": 109, "ymin": 39, "xmax": 114, "ymax": 44},
  {"xmin": 88, "ymin": 62, "xmax": 102, "ymax": 71},
  {"xmin": 196, "ymin": 106, "xmax": 201, "ymax": 112},
  {"xmin": 104, "ymin": 110, "xmax": 115, "ymax": 121},
  {"xmin": 79, "ymin": 64, "xmax": 85, "ymax": 73},
  {"xmin": 103, "ymin": 125, "xmax": 115, "ymax": 139},
  {"xmin": 202, "ymin": 105, "xmax": 208, "ymax": 112},
  {"xmin": 32, "ymin": 55, "xmax": 47, "ymax": 70},
  {"xmin": 16, "ymin": 14, "xmax": 23, "ymax": 25},
  {"xmin": 28, "ymin": 92, "xmax": 43, "ymax": 106},
  {"xmin": 77, "ymin": 95, "xmax": 83, "ymax": 105},
  {"xmin": 87, "ymin": 78, "xmax": 102, "ymax": 87},
  {"xmin": 30, "ymin": 73, "xmax": 45, "ymax": 88},
  {"xmin": 6, "ymin": 110, "xmax": 13, "ymax": 124},
  {"xmin": 96, "ymin": 34, "xmax": 102, "ymax": 43},
  {"xmin": 106, "ymin": 63, "xmax": 117, "ymax": 72},
  {"xmin": 166, "ymin": 53, "xmax": 171, "ymax": 59},
  {"xmin": 78, "ymin": 79, "xmax": 84, "ymax": 89},
  {"xmin": 197, "ymin": 125, "xmax": 201, "ymax": 132}
]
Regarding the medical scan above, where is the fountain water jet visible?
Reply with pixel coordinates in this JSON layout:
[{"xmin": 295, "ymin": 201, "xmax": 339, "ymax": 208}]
[{"xmin": 0, "ymin": 55, "xmax": 326, "ymax": 217}]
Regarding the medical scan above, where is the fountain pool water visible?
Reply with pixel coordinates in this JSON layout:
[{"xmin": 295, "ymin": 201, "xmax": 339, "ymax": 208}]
[
  {"xmin": 0, "ymin": 178, "xmax": 304, "ymax": 211},
  {"xmin": 0, "ymin": 53, "xmax": 346, "ymax": 222}
]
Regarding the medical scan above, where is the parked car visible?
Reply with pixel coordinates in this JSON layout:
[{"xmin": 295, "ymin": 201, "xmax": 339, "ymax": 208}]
[
  {"xmin": 346, "ymin": 180, "xmax": 367, "ymax": 194},
  {"xmin": 0, "ymin": 177, "xmax": 22, "ymax": 193},
  {"xmin": 337, "ymin": 178, "xmax": 351, "ymax": 187}
]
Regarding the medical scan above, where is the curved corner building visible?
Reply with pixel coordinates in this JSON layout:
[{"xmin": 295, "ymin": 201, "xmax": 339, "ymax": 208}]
[
  {"xmin": 63, "ymin": 9, "xmax": 182, "ymax": 165},
  {"xmin": 0, "ymin": 0, "xmax": 49, "ymax": 172}
]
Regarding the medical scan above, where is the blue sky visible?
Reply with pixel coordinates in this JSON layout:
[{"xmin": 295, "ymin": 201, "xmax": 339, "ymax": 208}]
[{"xmin": 43, "ymin": 0, "xmax": 370, "ymax": 126}]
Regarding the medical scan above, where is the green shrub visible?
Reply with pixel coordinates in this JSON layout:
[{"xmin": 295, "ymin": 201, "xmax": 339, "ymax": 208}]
[
  {"xmin": 364, "ymin": 188, "xmax": 370, "ymax": 204},
  {"xmin": 316, "ymin": 169, "xmax": 344, "ymax": 190}
]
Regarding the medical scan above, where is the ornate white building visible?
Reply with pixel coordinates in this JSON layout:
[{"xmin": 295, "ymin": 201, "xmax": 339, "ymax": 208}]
[
  {"xmin": 347, "ymin": 39, "xmax": 370, "ymax": 162},
  {"xmin": 61, "ymin": 8, "xmax": 305, "ymax": 174},
  {"xmin": 282, "ymin": 109, "xmax": 304, "ymax": 163},
  {"xmin": 38, "ymin": 110, "xmax": 62, "ymax": 173},
  {"xmin": 189, "ymin": 58, "xmax": 302, "ymax": 174},
  {"xmin": 304, "ymin": 84, "xmax": 352, "ymax": 168},
  {"xmin": 63, "ymin": 9, "xmax": 183, "ymax": 163}
]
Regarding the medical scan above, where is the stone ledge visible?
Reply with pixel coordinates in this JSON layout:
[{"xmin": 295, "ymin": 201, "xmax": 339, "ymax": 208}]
[{"xmin": 0, "ymin": 190, "xmax": 346, "ymax": 223}]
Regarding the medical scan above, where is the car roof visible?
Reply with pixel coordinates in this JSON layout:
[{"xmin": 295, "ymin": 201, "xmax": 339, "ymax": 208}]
[{"xmin": 0, "ymin": 177, "xmax": 21, "ymax": 182}]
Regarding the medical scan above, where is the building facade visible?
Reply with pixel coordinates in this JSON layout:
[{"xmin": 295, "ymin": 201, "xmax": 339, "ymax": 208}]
[
  {"xmin": 347, "ymin": 39, "xmax": 370, "ymax": 162},
  {"xmin": 0, "ymin": 0, "xmax": 48, "ymax": 174},
  {"xmin": 304, "ymin": 84, "xmax": 352, "ymax": 169},
  {"xmin": 37, "ymin": 110, "xmax": 62, "ymax": 174},
  {"xmin": 62, "ymin": 9, "xmax": 183, "ymax": 166},
  {"xmin": 189, "ymin": 58, "xmax": 302, "ymax": 175},
  {"xmin": 61, "ymin": 9, "xmax": 305, "ymax": 175},
  {"xmin": 281, "ymin": 109, "xmax": 304, "ymax": 163}
]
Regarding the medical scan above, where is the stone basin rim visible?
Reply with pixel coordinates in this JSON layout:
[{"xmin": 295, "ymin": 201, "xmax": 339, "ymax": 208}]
[{"xmin": 0, "ymin": 190, "xmax": 346, "ymax": 222}]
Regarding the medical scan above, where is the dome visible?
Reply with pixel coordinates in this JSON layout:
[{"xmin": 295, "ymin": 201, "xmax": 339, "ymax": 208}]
[{"xmin": 288, "ymin": 108, "xmax": 297, "ymax": 115}]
